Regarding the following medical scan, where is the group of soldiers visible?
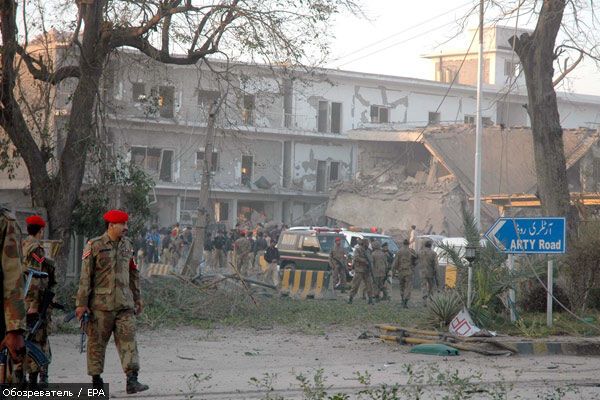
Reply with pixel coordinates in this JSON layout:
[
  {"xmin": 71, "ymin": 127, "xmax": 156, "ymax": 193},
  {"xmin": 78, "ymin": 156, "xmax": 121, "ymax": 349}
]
[
  {"xmin": 0, "ymin": 207, "xmax": 148, "ymax": 394},
  {"xmin": 230, "ymin": 231, "xmax": 280, "ymax": 285},
  {"xmin": 329, "ymin": 237, "xmax": 440, "ymax": 307}
]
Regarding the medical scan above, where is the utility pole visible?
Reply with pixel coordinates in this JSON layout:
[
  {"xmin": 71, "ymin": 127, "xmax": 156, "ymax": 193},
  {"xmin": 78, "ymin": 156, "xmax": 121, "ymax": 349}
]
[{"xmin": 184, "ymin": 100, "xmax": 219, "ymax": 277}]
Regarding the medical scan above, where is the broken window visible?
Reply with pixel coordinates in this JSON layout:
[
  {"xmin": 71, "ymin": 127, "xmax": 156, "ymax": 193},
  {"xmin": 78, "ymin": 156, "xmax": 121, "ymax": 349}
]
[
  {"xmin": 464, "ymin": 115, "xmax": 475, "ymax": 124},
  {"xmin": 283, "ymin": 78, "xmax": 293, "ymax": 128},
  {"xmin": 198, "ymin": 90, "xmax": 220, "ymax": 107},
  {"xmin": 331, "ymin": 102, "xmax": 342, "ymax": 133},
  {"xmin": 132, "ymin": 82, "xmax": 146, "ymax": 102},
  {"xmin": 482, "ymin": 116, "xmax": 493, "ymax": 126},
  {"xmin": 317, "ymin": 101, "xmax": 328, "ymax": 133},
  {"xmin": 241, "ymin": 155, "xmax": 253, "ymax": 186},
  {"xmin": 428, "ymin": 112, "xmax": 441, "ymax": 125},
  {"xmin": 160, "ymin": 149, "xmax": 173, "ymax": 182},
  {"xmin": 370, "ymin": 105, "xmax": 389, "ymax": 123},
  {"xmin": 242, "ymin": 94, "xmax": 255, "ymax": 125},
  {"xmin": 158, "ymin": 85, "xmax": 175, "ymax": 118},
  {"xmin": 504, "ymin": 60, "xmax": 518, "ymax": 77},
  {"xmin": 196, "ymin": 150, "xmax": 219, "ymax": 172},
  {"xmin": 130, "ymin": 146, "xmax": 161, "ymax": 174},
  {"xmin": 316, "ymin": 160, "xmax": 327, "ymax": 192},
  {"xmin": 329, "ymin": 161, "xmax": 340, "ymax": 182}
]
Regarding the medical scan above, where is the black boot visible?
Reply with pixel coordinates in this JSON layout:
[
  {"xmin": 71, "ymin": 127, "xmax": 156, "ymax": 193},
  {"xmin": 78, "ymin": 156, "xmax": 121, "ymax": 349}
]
[
  {"xmin": 39, "ymin": 369, "xmax": 49, "ymax": 388},
  {"xmin": 92, "ymin": 375, "xmax": 104, "ymax": 391},
  {"xmin": 126, "ymin": 372, "xmax": 149, "ymax": 394},
  {"xmin": 28, "ymin": 372, "xmax": 38, "ymax": 388}
]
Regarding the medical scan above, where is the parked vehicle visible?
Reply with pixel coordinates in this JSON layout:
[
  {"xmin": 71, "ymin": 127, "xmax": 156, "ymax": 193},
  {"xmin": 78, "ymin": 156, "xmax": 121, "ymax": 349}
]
[
  {"xmin": 277, "ymin": 228, "xmax": 351, "ymax": 271},
  {"xmin": 339, "ymin": 228, "xmax": 400, "ymax": 254}
]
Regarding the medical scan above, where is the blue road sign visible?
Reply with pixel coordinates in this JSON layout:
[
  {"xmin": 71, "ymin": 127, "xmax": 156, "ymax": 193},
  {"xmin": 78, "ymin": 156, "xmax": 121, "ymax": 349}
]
[{"xmin": 484, "ymin": 217, "xmax": 566, "ymax": 254}]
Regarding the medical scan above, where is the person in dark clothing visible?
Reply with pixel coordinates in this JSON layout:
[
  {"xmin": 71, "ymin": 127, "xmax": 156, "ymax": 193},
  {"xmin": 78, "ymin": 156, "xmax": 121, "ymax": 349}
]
[
  {"xmin": 263, "ymin": 240, "xmax": 280, "ymax": 286},
  {"xmin": 211, "ymin": 231, "xmax": 227, "ymax": 269},
  {"xmin": 252, "ymin": 231, "xmax": 268, "ymax": 269}
]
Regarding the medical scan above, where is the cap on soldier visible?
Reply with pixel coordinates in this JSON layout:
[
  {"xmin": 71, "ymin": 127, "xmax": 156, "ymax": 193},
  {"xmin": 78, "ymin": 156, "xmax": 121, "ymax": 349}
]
[
  {"xmin": 25, "ymin": 215, "xmax": 46, "ymax": 227},
  {"xmin": 335, "ymin": 237, "xmax": 341, "ymax": 242},
  {"xmin": 103, "ymin": 209, "xmax": 129, "ymax": 223}
]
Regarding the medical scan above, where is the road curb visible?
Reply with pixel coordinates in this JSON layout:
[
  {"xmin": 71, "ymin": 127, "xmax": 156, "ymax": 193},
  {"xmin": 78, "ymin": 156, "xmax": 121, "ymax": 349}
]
[{"xmin": 506, "ymin": 340, "xmax": 600, "ymax": 356}]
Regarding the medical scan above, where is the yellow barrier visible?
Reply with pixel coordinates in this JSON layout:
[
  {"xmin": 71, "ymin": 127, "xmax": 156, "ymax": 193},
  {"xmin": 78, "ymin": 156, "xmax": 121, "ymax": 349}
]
[
  {"xmin": 279, "ymin": 269, "xmax": 335, "ymax": 299},
  {"xmin": 445, "ymin": 264, "xmax": 457, "ymax": 288}
]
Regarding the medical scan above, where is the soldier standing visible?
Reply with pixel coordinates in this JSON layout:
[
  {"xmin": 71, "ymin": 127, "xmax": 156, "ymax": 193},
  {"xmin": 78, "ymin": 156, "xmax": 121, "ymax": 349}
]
[
  {"xmin": 252, "ymin": 231, "xmax": 268, "ymax": 270},
  {"xmin": 233, "ymin": 231, "xmax": 252, "ymax": 276},
  {"xmin": 75, "ymin": 210, "xmax": 148, "ymax": 394},
  {"xmin": 263, "ymin": 240, "xmax": 280, "ymax": 286},
  {"xmin": 211, "ymin": 231, "xmax": 227, "ymax": 269},
  {"xmin": 418, "ymin": 241, "xmax": 439, "ymax": 302},
  {"xmin": 22, "ymin": 215, "xmax": 56, "ymax": 385},
  {"xmin": 329, "ymin": 237, "xmax": 347, "ymax": 291},
  {"xmin": 348, "ymin": 239, "xmax": 374, "ymax": 305},
  {"xmin": 370, "ymin": 241, "xmax": 390, "ymax": 301},
  {"xmin": 0, "ymin": 207, "xmax": 27, "ymax": 382},
  {"xmin": 393, "ymin": 239, "xmax": 418, "ymax": 308}
]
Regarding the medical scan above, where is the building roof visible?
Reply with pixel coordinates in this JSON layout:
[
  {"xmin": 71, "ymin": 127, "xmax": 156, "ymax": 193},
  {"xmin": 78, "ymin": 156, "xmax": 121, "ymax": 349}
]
[{"xmin": 422, "ymin": 126, "xmax": 599, "ymax": 196}]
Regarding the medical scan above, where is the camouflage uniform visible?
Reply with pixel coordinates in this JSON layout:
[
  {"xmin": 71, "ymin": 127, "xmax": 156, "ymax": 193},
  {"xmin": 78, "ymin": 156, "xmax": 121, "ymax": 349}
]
[
  {"xmin": 418, "ymin": 246, "xmax": 439, "ymax": 301},
  {"xmin": 22, "ymin": 236, "xmax": 55, "ymax": 375},
  {"xmin": 1, "ymin": 208, "xmax": 26, "ymax": 339},
  {"xmin": 328, "ymin": 242, "xmax": 347, "ymax": 289},
  {"xmin": 370, "ymin": 242, "xmax": 389, "ymax": 300},
  {"xmin": 233, "ymin": 237, "xmax": 252, "ymax": 276},
  {"xmin": 76, "ymin": 233, "xmax": 141, "ymax": 377},
  {"xmin": 348, "ymin": 243, "xmax": 373, "ymax": 302},
  {"xmin": 393, "ymin": 244, "xmax": 418, "ymax": 307}
]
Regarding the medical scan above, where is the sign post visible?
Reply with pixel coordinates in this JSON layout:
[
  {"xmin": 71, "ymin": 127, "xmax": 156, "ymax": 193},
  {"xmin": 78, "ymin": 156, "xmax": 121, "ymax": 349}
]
[{"xmin": 485, "ymin": 217, "xmax": 566, "ymax": 326}]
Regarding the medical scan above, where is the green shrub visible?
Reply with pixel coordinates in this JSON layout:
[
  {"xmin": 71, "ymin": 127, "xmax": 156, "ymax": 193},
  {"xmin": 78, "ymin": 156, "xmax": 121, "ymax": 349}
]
[{"xmin": 426, "ymin": 290, "xmax": 463, "ymax": 329}]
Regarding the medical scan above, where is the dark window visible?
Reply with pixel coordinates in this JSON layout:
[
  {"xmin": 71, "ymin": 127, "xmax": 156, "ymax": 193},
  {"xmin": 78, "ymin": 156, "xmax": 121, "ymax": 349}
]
[
  {"xmin": 464, "ymin": 115, "xmax": 475, "ymax": 124},
  {"xmin": 198, "ymin": 90, "xmax": 220, "ymax": 107},
  {"xmin": 196, "ymin": 151, "xmax": 219, "ymax": 171},
  {"xmin": 159, "ymin": 86, "xmax": 175, "ymax": 118},
  {"xmin": 331, "ymin": 102, "xmax": 342, "ymax": 133},
  {"xmin": 428, "ymin": 112, "xmax": 441, "ymax": 125},
  {"xmin": 132, "ymin": 82, "xmax": 145, "ymax": 102},
  {"xmin": 330, "ymin": 161, "xmax": 340, "ymax": 181},
  {"xmin": 215, "ymin": 202, "xmax": 229, "ymax": 221},
  {"xmin": 370, "ymin": 105, "xmax": 389, "ymax": 123},
  {"xmin": 482, "ymin": 116, "xmax": 493, "ymax": 126},
  {"xmin": 243, "ymin": 94, "xmax": 255, "ymax": 125},
  {"xmin": 160, "ymin": 150, "xmax": 173, "ymax": 182},
  {"xmin": 316, "ymin": 160, "xmax": 327, "ymax": 192},
  {"xmin": 241, "ymin": 155, "xmax": 253, "ymax": 186},
  {"xmin": 130, "ymin": 147, "xmax": 161, "ymax": 174},
  {"xmin": 317, "ymin": 101, "xmax": 328, "ymax": 133},
  {"xmin": 504, "ymin": 60, "xmax": 518, "ymax": 77}
]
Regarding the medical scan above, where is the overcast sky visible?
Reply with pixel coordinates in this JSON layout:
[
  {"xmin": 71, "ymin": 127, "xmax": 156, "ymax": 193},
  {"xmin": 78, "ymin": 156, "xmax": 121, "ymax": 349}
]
[{"xmin": 327, "ymin": 0, "xmax": 600, "ymax": 96}]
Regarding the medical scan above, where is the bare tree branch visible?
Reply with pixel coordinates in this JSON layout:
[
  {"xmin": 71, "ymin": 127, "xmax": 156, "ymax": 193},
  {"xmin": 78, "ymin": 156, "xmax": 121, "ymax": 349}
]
[
  {"xmin": 16, "ymin": 46, "xmax": 81, "ymax": 84},
  {"xmin": 553, "ymin": 49, "xmax": 584, "ymax": 86}
]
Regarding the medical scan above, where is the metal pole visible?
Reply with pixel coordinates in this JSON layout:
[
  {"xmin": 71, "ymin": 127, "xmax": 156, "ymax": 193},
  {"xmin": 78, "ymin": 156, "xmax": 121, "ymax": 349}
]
[
  {"xmin": 547, "ymin": 259, "xmax": 553, "ymax": 328},
  {"xmin": 467, "ymin": 263, "xmax": 473, "ymax": 309},
  {"xmin": 508, "ymin": 254, "xmax": 516, "ymax": 322},
  {"xmin": 473, "ymin": 0, "xmax": 484, "ymax": 229}
]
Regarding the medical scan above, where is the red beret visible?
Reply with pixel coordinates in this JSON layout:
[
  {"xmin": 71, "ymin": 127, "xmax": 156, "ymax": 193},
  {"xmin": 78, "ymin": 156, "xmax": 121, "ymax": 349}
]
[
  {"xmin": 103, "ymin": 209, "xmax": 129, "ymax": 224},
  {"xmin": 25, "ymin": 215, "xmax": 46, "ymax": 227}
]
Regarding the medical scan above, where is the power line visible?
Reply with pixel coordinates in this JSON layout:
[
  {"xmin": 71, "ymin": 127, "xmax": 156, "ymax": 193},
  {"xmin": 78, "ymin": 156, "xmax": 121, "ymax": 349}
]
[{"xmin": 332, "ymin": 0, "xmax": 474, "ymax": 63}]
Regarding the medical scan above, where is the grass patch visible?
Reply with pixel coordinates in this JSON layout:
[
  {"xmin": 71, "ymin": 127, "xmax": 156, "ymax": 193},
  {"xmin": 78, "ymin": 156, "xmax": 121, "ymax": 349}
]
[{"xmin": 488, "ymin": 311, "xmax": 600, "ymax": 338}]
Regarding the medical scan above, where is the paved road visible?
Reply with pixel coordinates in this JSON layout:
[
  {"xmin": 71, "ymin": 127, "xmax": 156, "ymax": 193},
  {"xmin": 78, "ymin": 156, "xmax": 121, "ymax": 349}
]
[{"xmin": 50, "ymin": 327, "xmax": 600, "ymax": 399}]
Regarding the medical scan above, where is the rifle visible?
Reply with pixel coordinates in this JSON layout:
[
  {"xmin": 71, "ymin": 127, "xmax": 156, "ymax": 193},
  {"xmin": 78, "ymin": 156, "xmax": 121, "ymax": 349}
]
[
  {"xmin": 28, "ymin": 288, "xmax": 65, "ymax": 338},
  {"xmin": 80, "ymin": 312, "xmax": 89, "ymax": 353}
]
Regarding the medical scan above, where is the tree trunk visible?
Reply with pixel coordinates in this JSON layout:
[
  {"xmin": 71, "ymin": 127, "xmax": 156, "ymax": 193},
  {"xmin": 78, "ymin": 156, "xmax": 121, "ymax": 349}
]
[{"xmin": 510, "ymin": 0, "xmax": 578, "ymax": 233}]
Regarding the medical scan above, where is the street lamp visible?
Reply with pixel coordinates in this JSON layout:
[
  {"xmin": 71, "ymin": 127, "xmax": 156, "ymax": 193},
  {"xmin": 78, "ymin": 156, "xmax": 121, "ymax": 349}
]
[{"xmin": 464, "ymin": 245, "xmax": 477, "ymax": 309}]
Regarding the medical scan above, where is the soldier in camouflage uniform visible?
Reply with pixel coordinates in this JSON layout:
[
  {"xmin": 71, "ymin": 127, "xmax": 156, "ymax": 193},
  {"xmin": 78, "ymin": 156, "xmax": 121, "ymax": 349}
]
[
  {"xmin": 233, "ymin": 231, "xmax": 252, "ymax": 276},
  {"xmin": 393, "ymin": 239, "xmax": 418, "ymax": 308},
  {"xmin": 348, "ymin": 239, "xmax": 374, "ymax": 305},
  {"xmin": 22, "ymin": 215, "xmax": 56, "ymax": 385},
  {"xmin": 75, "ymin": 210, "xmax": 148, "ymax": 394},
  {"xmin": 329, "ymin": 237, "xmax": 348, "ymax": 291},
  {"xmin": 418, "ymin": 241, "xmax": 439, "ymax": 302},
  {"xmin": 1, "ymin": 207, "xmax": 27, "ymax": 380},
  {"xmin": 370, "ymin": 241, "xmax": 390, "ymax": 301}
]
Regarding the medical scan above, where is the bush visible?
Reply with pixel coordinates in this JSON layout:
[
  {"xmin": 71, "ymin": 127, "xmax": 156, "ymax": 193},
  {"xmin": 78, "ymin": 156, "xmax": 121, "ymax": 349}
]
[
  {"xmin": 426, "ymin": 290, "xmax": 462, "ymax": 329},
  {"xmin": 520, "ymin": 282, "xmax": 570, "ymax": 313}
]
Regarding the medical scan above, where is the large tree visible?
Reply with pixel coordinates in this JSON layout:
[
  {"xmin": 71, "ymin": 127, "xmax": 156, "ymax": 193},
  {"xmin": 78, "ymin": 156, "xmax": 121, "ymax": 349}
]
[{"xmin": 0, "ymin": 0, "xmax": 358, "ymax": 276}]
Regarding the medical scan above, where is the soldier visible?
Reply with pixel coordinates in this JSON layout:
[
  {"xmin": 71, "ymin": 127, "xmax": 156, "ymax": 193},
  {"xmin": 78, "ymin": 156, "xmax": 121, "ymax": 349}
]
[
  {"xmin": 75, "ymin": 210, "xmax": 148, "ymax": 394},
  {"xmin": 371, "ymin": 241, "xmax": 390, "ymax": 301},
  {"xmin": 418, "ymin": 240, "xmax": 439, "ymax": 302},
  {"xmin": 252, "ymin": 231, "xmax": 268, "ymax": 270},
  {"xmin": 211, "ymin": 231, "xmax": 227, "ymax": 269},
  {"xmin": 0, "ymin": 207, "xmax": 27, "ymax": 382},
  {"xmin": 329, "ymin": 237, "xmax": 348, "ymax": 291},
  {"xmin": 233, "ymin": 231, "xmax": 252, "ymax": 276},
  {"xmin": 393, "ymin": 239, "xmax": 418, "ymax": 308},
  {"xmin": 348, "ymin": 239, "xmax": 374, "ymax": 305},
  {"xmin": 263, "ymin": 240, "xmax": 280, "ymax": 286},
  {"xmin": 381, "ymin": 242, "xmax": 394, "ymax": 266},
  {"xmin": 409, "ymin": 225, "xmax": 417, "ymax": 251},
  {"xmin": 22, "ymin": 215, "xmax": 56, "ymax": 385}
]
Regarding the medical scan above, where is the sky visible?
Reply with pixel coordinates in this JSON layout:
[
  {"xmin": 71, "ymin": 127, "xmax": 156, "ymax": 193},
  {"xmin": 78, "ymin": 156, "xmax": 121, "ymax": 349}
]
[{"xmin": 326, "ymin": 0, "xmax": 600, "ymax": 96}]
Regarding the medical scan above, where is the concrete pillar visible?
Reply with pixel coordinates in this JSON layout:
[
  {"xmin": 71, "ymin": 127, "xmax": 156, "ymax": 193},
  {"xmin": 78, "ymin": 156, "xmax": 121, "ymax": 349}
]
[
  {"xmin": 176, "ymin": 195, "xmax": 181, "ymax": 222},
  {"xmin": 230, "ymin": 198, "xmax": 238, "ymax": 227},
  {"xmin": 273, "ymin": 201, "xmax": 283, "ymax": 223}
]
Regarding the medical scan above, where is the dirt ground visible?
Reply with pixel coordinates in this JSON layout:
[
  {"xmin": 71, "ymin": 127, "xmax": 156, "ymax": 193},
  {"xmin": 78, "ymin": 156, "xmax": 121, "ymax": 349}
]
[{"xmin": 49, "ymin": 326, "xmax": 600, "ymax": 399}]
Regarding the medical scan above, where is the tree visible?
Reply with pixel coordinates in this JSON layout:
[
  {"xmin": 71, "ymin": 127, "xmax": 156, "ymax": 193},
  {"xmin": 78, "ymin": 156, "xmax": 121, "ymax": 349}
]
[{"xmin": 0, "ymin": 0, "xmax": 359, "ymax": 278}]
